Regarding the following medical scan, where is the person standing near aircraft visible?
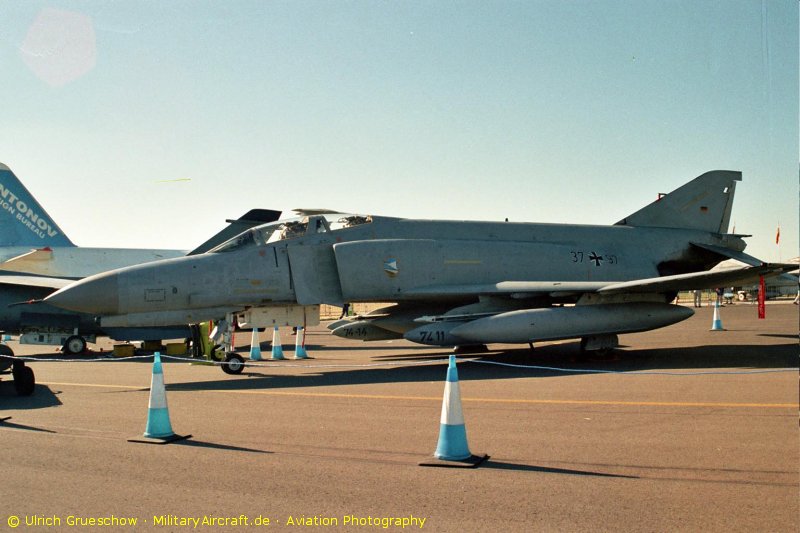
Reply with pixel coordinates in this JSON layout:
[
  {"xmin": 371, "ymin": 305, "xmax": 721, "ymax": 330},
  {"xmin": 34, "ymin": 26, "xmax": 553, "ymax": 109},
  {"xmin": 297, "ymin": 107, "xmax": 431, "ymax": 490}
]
[
  {"xmin": 692, "ymin": 290, "xmax": 702, "ymax": 308},
  {"xmin": 715, "ymin": 287, "xmax": 724, "ymax": 305}
]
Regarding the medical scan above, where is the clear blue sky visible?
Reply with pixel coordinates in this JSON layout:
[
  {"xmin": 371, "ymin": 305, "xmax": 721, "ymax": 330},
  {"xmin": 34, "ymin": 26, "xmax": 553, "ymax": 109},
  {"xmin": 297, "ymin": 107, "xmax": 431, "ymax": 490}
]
[{"xmin": 1, "ymin": 1, "xmax": 797, "ymax": 262}]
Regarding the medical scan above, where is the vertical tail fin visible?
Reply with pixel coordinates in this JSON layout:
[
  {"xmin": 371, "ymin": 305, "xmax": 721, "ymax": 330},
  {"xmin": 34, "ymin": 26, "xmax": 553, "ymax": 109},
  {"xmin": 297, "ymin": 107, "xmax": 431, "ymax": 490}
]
[
  {"xmin": 0, "ymin": 163, "xmax": 74, "ymax": 247},
  {"xmin": 615, "ymin": 170, "xmax": 740, "ymax": 233}
]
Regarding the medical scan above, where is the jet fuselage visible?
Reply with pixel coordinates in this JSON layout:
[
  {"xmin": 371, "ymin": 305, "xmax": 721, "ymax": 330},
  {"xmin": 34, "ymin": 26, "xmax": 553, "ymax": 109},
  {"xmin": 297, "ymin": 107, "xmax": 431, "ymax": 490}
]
[{"xmin": 45, "ymin": 215, "xmax": 743, "ymax": 325}]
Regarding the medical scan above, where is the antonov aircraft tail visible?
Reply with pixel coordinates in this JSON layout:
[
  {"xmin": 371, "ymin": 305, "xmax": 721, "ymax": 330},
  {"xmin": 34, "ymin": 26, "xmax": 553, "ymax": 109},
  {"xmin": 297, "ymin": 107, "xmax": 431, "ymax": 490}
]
[
  {"xmin": 616, "ymin": 170, "xmax": 740, "ymax": 234},
  {"xmin": 0, "ymin": 163, "xmax": 75, "ymax": 248}
]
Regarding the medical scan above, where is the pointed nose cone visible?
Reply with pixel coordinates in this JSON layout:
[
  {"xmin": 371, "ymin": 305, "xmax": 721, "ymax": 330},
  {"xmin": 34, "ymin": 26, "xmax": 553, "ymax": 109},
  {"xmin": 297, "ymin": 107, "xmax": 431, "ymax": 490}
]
[{"xmin": 46, "ymin": 272, "xmax": 120, "ymax": 314}]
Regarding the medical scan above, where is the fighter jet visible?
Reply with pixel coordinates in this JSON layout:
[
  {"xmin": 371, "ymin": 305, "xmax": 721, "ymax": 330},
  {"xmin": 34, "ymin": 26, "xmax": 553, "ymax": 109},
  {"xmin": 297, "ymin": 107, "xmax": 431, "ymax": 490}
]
[{"xmin": 45, "ymin": 170, "xmax": 794, "ymax": 373}]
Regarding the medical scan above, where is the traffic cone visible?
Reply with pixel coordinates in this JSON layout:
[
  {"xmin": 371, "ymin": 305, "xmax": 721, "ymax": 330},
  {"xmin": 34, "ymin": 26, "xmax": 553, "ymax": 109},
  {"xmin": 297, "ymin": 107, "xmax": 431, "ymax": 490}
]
[
  {"xmin": 710, "ymin": 300, "xmax": 724, "ymax": 331},
  {"xmin": 420, "ymin": 355, "xmax": 488, "ymax": 468},
  {"xmin": 271, "ymin": 326, "xmax": 285, "ymax": 360},
  {"xmin": 129, "ymin": 352, "xmax": 190, "ymax": 444},
  {"xmin": 249, "ymin": 328, "xmax": 262, "ymax": 361},
  {"xmin": 294, "ymin": 326, "xmax": 309, "ymax": 359}
]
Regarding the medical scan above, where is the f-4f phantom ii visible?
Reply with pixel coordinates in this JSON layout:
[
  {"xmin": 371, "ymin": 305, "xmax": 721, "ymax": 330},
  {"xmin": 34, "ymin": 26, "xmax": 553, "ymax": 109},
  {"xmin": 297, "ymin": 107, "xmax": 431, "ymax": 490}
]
[{"xmin": 46, "ymin": 170, "xmax": 794, "ymax": 369}]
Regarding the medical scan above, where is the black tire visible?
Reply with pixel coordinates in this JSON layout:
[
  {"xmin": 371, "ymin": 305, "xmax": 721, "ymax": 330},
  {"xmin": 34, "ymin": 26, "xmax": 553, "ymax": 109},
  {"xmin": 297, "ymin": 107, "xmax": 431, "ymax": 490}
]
[
  {"xmin": 0, "ymin": 343, "xmax": 13, "ymax": 373},
  {"xmin": 13, "ymin": 364, "xmax": 35, "ymax": 396},
  {"xmin": 63, "ymin": 335, "xmax": 87, "ymax": 355},
  {"xmin": 221, "ymin": 353, "xmax": 245, "ymax": 375}
]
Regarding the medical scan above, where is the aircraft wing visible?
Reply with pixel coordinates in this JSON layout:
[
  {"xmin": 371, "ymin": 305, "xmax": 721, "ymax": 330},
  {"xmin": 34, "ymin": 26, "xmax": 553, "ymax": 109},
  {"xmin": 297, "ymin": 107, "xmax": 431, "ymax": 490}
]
[
  {"xmin": 0, "ymin": 274, "xmax": 74, "ymax": 290},
  {"xmin": 404, "ymin": 281, "xmax": 609, "ymax": 299},
  {"xmin": 404, "ymin": 264, "xmax": 796, "ymax": 300},
  {"xmin": 597, "ymin": 263, "xmax": 797, "ymax": 294}
]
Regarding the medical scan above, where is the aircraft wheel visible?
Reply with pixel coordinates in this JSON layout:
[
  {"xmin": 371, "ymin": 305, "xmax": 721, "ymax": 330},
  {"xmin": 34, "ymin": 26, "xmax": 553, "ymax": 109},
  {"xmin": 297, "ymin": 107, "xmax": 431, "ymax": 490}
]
[
  {"xmin": 63, "ymin": 335, "xmax": 87, "ymax": 355},
  {"xmin": 13, "ymin": 363, "xmax": 35, "ymax": 396},
  {"xmin": 0, "ymin": 343, "xmax": 13, "ymax": 372},
  {"xmin": 222, "ymin": 353, "xmax": 245, "ymax": 375}
]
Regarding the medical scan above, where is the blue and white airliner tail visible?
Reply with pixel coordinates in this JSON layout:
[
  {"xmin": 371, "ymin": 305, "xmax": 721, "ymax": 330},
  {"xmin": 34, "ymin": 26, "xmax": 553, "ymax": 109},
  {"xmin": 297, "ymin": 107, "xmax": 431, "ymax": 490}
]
[
  {"xmin": 0, "ymin": 162, "xmax": 185, "ymax": 278},
  {"xmin": 0, "ymin": 163, "xmax": 74, "ymax": 248}
]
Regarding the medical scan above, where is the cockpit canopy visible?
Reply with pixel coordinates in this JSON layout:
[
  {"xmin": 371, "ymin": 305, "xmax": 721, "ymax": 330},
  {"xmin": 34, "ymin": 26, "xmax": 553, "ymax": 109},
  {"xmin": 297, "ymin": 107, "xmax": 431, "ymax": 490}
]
[{"xmin": 210, "ymin": 213, "xmax": 372, "ymax": 253}]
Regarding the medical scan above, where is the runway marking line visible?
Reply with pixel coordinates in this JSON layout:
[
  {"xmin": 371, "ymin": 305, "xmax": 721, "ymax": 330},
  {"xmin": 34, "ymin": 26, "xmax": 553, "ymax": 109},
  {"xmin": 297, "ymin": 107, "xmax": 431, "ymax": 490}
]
[{"xmin": 39, "ymin": 382, "xmax": 794, "ymax": 409}]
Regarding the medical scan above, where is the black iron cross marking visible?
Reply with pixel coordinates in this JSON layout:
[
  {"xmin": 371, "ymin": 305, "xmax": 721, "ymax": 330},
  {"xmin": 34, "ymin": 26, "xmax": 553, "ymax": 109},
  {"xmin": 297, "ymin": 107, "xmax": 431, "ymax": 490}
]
[{"xmin": 589, "ymin": 252, "xmax": 603, "ymax": 266}]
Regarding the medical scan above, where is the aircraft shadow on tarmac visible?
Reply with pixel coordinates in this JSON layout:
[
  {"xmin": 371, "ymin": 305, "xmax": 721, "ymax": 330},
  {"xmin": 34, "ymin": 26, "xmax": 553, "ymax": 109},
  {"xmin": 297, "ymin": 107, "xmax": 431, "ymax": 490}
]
[
  {"xmin": 482, "ymin": 460, "xmax": 638, "ymax": 479},
  {"xmin": 161, "ymin": 340, "xmax": 796, "ymax": 394},
  {"xmin": 0, "ymin": 382, "xmax": 62, "ymax": 408},
  {"xmin": 364, "ymin": 339, "xmax": 797, "ymax": 371},
  {"xmin": 0, "ymin": 417, "xmax": 58, "ymax": 434},
  {"xmin": 758, "ymin": 333, "xmax": 798, "ymax": 340},
  {"xmin": 174, "ymin": 439, "xmax": 273, "ymax": 455},
  {"xmin": 14, "ymin": 342, "xmax": 439, "ymax": 361}
]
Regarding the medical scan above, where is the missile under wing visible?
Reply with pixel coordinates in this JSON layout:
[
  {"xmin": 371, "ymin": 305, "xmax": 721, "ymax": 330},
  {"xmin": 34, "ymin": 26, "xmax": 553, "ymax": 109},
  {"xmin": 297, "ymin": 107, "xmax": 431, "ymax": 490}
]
[{"xmin": 45, "ymin": 170, "xmax": 796, "ymax": 356}]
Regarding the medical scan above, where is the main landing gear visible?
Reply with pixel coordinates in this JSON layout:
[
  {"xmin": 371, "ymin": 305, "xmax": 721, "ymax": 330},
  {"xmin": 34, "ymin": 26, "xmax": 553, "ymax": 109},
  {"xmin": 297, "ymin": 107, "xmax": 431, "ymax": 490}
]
[
  {"xmin": 62, "ymin": 335, "xmax": 87, "ymax": 355},
  {"xmin": 578, "ymin": 334, "xmax": 619, "ymax": 360}
]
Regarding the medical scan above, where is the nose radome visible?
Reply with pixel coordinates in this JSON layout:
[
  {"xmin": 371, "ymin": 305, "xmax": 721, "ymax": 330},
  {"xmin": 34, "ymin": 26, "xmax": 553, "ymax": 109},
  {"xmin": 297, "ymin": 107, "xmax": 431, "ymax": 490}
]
[{"xmin": 46, "ymin": 272, "xmax": 120, "ymax": 314}]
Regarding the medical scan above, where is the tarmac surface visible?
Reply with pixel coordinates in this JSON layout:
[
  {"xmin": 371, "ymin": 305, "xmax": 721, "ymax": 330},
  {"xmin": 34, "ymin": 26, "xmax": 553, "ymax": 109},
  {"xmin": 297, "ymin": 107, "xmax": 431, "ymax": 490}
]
[{"xmin": 1, "ymin": 302, "xmax": 797, "ymax": 532}]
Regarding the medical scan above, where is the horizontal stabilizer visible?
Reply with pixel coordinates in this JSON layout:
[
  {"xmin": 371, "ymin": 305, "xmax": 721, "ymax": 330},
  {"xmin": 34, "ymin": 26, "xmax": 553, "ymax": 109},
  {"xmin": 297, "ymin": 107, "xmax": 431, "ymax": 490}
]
[
  {"xmin": 617, "ymin": 170, "xmax": 740, "ymax": 233},
  {"xmin": 689, "ymin": 242, "xmax": 764, "ymax": 267}
]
